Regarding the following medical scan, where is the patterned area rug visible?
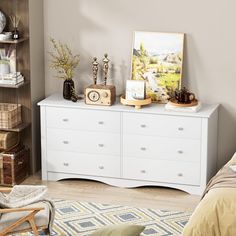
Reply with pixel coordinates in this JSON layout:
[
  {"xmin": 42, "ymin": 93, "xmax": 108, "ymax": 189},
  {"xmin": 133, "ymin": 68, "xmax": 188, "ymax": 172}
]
[
  {"xmin": 25, "ymin": 199, "xmax": 191, "ymax": 236},
  {"xmin": 21, "ymin": 200, "xmax": 191, "ymax": 236}
]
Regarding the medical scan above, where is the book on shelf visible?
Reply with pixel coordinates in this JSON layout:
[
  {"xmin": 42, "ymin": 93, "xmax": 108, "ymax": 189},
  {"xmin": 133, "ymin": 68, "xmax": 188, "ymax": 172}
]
[{"xmin": 0, "ymin": 72, "xmax": 24, "ymax": 85}]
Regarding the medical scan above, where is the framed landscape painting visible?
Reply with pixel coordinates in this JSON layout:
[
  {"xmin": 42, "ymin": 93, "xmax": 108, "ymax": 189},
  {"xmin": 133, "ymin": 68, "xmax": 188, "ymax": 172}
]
[{"xmin": 131, "ymin": 31, "xmax": 184, "ymax": 103}]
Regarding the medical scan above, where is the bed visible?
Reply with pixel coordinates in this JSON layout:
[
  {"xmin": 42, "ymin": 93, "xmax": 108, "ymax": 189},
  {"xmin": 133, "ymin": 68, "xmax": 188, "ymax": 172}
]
[{"xmin": 183, "ymin": 153, "xmax": 236, "ymax": 236}]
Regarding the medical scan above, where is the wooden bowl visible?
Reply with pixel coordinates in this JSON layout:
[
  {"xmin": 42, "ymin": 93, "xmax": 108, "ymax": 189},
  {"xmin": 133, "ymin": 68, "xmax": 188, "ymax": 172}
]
[
  {"xmin": 169, "ymin": 98, "xmax": 198, "ymax": 107},
  {"xmin": 120, "ymin": 95, "xmax": 152, "ymax": 109}
]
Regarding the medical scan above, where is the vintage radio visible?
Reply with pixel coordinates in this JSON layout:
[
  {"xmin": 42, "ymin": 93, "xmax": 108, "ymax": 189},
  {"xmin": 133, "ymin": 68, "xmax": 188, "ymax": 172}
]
[
  {"xmin": 85, "ymin": 54, "xmax": 116, "ymax": 106},
  {"xmin": 85, "ymin": 84, "xmax": 116, "ymax": 106},
  {"xmin": 0, "ymin": 145, "xmax": 29, "ymax": 186}
]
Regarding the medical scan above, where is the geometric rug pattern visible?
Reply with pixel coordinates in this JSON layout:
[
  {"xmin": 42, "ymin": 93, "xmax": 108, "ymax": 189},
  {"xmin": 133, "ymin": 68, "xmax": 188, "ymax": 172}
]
[{"xmin": 23, "ymin": 199, "xmax": 192, "ymax": 236}]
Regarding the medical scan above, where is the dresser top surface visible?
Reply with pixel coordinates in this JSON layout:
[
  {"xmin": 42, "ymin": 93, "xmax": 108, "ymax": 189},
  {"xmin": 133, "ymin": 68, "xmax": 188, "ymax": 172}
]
[{"xmin": 38, "ymin": 93, "xmax": 219, "ymax": 118}]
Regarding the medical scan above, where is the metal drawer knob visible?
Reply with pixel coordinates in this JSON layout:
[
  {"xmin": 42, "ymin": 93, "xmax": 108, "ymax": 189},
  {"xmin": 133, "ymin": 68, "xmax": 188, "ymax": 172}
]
[
  {"xmin": 141, "ymin": 124, "xmax": 147, "ymax": 128},
  {"xmin": 178, "ymin": 127, "xmax": 184, "ymax": 131},
  {"xmin": 98, "ymin": 121, "xmax": 104, "ymax": 125},
  {"xmin": 141, "ymin": 170, "xmax": 146, "ymax": 174},
  {"xmin": 63, "ymin": 141, "xmax": 69, "ymax": 144},
  {"xmin": 98, "ymin": 144, "xmax": 104, "ymax": 148},
  {"xmin": 178, "ymin": 173, "xmax": 183, "ymax": 177},
  {"xmin": 178, "ymin": 150, "xmax": 183, "ymax": 154},
  {"xmin": 63, "ymin": 163, "xmax": 69, "ymax": 167},
  {"xmin": 99, "ymin": 166, "xmax": 104, "ymax": 170},
  {"xmin": 62, "ymin": 118, "xmax": 69, "ymax": 122},
  {"xmin": 140, "ymin": 147, "xmax": 147, "ymax": 151}
]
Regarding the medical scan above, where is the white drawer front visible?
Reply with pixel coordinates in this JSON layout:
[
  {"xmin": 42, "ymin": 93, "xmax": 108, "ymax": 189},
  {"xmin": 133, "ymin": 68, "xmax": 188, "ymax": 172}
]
[
  {"xmin": 47, "ymin": 129, "xmax": 120, "ymax": 156},
  {"xmin": 47, "ymin": 151, "xmax": 120, "ymax": 178},
  {"xmin": 123, "ymin": 158, "xmax": 200, "ymax": 186},
  {"xmin": 123, "ymin": 113, "xmax": 202, "ymax": 139},
  {"xmin": 46, "ymin": 107, "xmax": 120, "ymax": 133},
  {"xmin": 123, "ymin": 135, "xmax": 201, "ymax": 162}
]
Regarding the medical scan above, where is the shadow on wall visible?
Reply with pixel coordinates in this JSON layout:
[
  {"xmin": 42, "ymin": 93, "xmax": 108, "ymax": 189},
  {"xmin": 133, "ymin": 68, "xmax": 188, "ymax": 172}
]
[
  {"xmin": 182, "ymin": 35, "xmax": 236, "ymax": 169},
  {"xmin": 218, "ymin": 105, "xmax": 236, "ymax": 168},
  {"xmin": 45, "ymin": 0, "xmax": 106, "ymax": 95}
]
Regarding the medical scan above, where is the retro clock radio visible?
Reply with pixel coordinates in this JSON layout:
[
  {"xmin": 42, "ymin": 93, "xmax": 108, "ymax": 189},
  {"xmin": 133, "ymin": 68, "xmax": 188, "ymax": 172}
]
[{"xmin": 85, "ymin": 54, "xmax": 116, "ymax": 106}]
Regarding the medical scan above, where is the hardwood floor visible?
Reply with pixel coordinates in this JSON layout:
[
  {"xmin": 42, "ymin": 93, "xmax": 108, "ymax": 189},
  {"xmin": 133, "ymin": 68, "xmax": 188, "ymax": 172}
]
[{"xmin": 23, "ymin": 174, "xmax": 200, "ymax": 212}]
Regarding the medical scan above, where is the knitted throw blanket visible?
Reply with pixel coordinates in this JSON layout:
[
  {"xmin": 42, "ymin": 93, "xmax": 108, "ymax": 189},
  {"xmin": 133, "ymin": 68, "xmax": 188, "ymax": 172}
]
[{"xmin": 0, "ymin": 185, "xmax": 55, "ymax": 233}]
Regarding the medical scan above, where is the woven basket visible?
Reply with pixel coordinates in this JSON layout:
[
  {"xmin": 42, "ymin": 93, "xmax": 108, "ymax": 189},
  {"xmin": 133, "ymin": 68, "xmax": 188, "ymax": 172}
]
[
  {"xmin": 0, "ymin": 103, "xmax": 22, "ymax": 129},
  {"xmin": 0, "ymin": 131, "xmax": 19, "ymax": 150}
]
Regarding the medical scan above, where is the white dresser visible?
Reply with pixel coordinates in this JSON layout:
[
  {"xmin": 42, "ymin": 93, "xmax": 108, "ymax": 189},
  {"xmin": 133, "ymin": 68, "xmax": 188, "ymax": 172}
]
[{"xmin": 38, "ymin": 94, "xmax": 219, "ymax": 195}]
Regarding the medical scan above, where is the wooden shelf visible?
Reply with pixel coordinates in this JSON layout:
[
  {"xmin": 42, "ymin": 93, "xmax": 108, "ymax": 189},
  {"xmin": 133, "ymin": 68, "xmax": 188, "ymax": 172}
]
[
  {"xmin": 0, "ymin": 37, "xmax": 29, "ymax": 44},
  {"xmin": 0, "ymin": 123, "xmax": 30, "ymax": 132},
  {"xmin": 0, "ymin": 81, "xmax": 30, "ymax": 89}
]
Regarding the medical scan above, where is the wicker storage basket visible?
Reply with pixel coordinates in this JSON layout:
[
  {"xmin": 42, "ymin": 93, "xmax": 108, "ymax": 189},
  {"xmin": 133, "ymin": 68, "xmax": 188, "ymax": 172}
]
[
  {"xmin": 0, "ymin": 131, "xmax": 19, "ymax": 150},
  {"xmin": 0, "ymin": 103, "xmax": 22, "ymax": 129}
]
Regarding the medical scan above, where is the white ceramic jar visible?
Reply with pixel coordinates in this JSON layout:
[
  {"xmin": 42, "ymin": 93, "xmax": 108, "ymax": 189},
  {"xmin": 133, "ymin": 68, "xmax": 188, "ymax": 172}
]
[{"xmin": 0, "ymin": 63, "xmax": 10, "ymax": 75}]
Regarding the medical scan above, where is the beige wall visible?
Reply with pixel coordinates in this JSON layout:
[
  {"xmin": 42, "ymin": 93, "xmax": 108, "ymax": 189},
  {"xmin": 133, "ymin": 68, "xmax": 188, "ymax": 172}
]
[{"xmin": 43, "ymin": 0, "xmax": 236, "ymax": 168}]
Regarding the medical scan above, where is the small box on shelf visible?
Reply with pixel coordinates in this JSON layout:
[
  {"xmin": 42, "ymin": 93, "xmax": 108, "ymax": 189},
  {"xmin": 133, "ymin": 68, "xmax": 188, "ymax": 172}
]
[{"xmin": 0, "ymin": 131, "xmax": 19, "ymax": 150}]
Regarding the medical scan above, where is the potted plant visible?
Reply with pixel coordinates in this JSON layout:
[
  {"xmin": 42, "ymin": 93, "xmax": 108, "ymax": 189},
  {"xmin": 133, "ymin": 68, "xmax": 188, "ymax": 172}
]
[{"xmin": 49, "ymin": 38, "xmax": 79, "ymax": 100}]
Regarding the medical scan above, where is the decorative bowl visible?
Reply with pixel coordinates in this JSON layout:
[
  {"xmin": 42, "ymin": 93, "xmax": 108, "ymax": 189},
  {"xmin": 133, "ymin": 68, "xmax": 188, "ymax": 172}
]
[{"xmin": 0, "ymin": 11, "xmax": 6, "ymax": 34}]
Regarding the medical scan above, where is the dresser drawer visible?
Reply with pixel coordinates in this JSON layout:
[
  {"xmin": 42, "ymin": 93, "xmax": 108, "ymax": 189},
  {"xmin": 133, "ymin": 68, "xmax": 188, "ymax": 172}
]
[
  {"xmin": 123, "ymin": 135, "xmax": 201, "ymax": 162},
  {"xmin": 47, "ymin": 129, "xmax": 120, "ymax": 156},
  {"xmin": 123, "ymin": 113, "xmax": 201, "ymax": 139},
  {"xmin": 46, "ymin": 107, "xmax": 120, "ymax": 133},
  {"xmin": 123, "ymin": 158, "xmax": 200, "ymax": 186},
  {"xmin": 47, "ymin": 151, "xmax": 120, "ymax": 178}
]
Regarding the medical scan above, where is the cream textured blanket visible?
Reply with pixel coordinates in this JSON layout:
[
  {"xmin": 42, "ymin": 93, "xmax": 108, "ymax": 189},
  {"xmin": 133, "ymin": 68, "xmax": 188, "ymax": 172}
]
[
  {"xmin": 0, "ymin": 185, "xmax": 55, "ymax": 233},
  {"xmin": 202, "ymin": 166, "xmax": 236, "ymax": 199},
  {"xmin": 183, "ymin": 154, "xmax": 236, "ymax": 236}
]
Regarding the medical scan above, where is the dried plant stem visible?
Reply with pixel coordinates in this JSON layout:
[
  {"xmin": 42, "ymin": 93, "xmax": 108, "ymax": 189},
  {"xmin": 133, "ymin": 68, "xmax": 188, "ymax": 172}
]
[
  {"xmin": 10, "ymin": 15, "xmax": 20, "ymax": 28},
  {"xmin": 49, "ymin": 38, "xmax": 80, "ymax": 80}
]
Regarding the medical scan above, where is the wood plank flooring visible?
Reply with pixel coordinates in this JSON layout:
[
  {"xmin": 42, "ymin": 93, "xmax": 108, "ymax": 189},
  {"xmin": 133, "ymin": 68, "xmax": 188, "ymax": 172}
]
[{"xmin": 23, "ymin": 174, "xmax": 200, "ymax": 212}]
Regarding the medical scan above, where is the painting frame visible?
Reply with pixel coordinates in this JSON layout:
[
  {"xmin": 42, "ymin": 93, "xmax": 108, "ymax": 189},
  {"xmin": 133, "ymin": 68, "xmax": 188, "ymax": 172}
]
[
  {"xmin": 125, "ymin": 80, "xmax": 146, "ymax": 101},
  {"xmin": 130, "ymin": 31, "xmax": 185, "ymax": 103}
]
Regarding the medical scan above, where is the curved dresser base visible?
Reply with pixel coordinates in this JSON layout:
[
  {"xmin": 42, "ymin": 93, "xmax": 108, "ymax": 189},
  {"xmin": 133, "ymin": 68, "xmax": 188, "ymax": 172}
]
[{"xmin": 47, "ymin": 172, "xmax": 204, "ymax": 195}]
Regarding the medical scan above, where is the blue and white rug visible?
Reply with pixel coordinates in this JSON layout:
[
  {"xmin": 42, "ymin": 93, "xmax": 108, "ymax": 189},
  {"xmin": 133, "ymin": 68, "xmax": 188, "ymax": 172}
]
[{"xmin": 26, "ymin": 199, "xmax": 191, "ymax": 236}]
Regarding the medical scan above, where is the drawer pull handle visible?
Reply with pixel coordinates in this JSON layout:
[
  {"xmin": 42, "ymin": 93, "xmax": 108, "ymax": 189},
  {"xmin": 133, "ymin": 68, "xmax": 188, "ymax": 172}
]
[
  {"xmin": 62, "ymin": 118, "xmax": 69, "ymax": 122},
  {"xmin": 18, "ymin": 161, "xmax": 23, "ymax": 165},
  {"xmin": 98, "ymin": 144, "xmax": 104, "ymax": 148},
  {"xmin": 98, "ymin": 121, "xmax": 104, "ymax": 125},
  {"xmin": 178, "ymin": 173, "xmax": 183, "ymax": 177},
  {"xmin": 99, "ymin": 166, "xmax": 104, "ymax": 170},
  {"xmin": 141, "ymin": 124, "xmax": 147, "ymax": 128},
  {"xmin": 141, "ymin": 170, "xmax": 146, "ymax": 174},
  {"xmin": 63, "ymin": 141, "xmax": 69, "ymax": 145},
  {"xmin": 63, "ymin": 163, "xmax": 69, "ymax": 167},
  {"xmin": 178, "ymin": 127, "xmax": 184, "ymax": 131},
  {"xmin": 178, "ymin": 150, "xmax": 183, "ymax": 154},
  {"xmin": 141, "ymin": 147, "xmax": 147, "ymax": 151}
]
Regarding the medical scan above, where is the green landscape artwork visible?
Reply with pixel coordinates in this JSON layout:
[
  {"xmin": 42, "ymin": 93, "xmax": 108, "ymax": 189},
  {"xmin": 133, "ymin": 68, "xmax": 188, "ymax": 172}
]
[{"xmin": 132, "ymin": 31, "xmax": 184, "ymax": 103}]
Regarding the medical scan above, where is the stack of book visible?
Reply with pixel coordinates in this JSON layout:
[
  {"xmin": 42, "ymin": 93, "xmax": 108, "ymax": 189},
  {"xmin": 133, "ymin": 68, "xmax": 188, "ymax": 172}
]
[{"xmin": 0, "ymin": 72, "xmax": 24, "ymax": 86}]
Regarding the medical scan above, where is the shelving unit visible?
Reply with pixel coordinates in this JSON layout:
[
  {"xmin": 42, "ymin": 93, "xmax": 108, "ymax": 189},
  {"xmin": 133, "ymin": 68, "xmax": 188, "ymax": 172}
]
[
  {"xmin": 0, "ymin": 37, "xmax": 29, "ymax": 44},
  {"xmin": 0, "ymin": 0, "xmax": 45, "ymax": 173},
  {"xmin": 0, "ymin": 123, "xmax": 30, "ymax": 132},
  {"xmin": 0, "ymin": 80, "xmax": 30, "ymax": 89}
]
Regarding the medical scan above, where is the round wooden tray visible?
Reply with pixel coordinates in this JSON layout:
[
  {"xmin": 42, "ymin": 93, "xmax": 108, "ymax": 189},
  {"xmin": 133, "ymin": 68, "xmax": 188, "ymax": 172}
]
[
  {"xmin": 120, "ymin": 95, "xmax": 152, "ymax": 109},
  {"xmin": 169, "ymin": 98, "xmax": 198, "ymax": 107}
]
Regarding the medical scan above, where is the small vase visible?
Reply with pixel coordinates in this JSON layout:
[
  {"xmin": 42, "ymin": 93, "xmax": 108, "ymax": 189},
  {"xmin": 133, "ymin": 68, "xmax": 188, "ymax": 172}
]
[
  {"xmin": 12, "ymin": 28, "xmax": 20, "ymax": 40},
  {"xmin": 63, "ymin": 79, "xmax": 74, "ymax": 100}
]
